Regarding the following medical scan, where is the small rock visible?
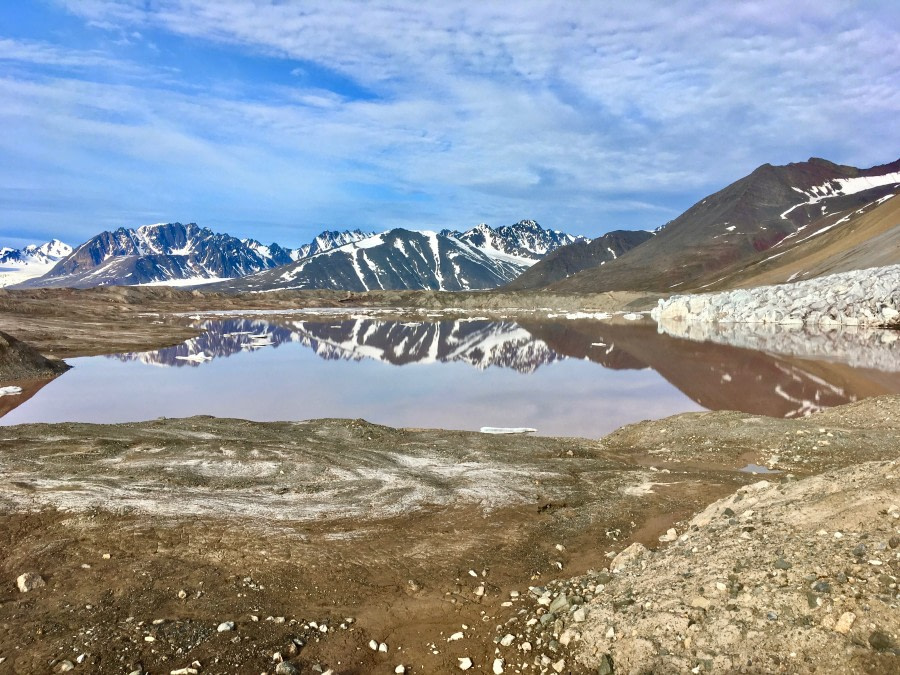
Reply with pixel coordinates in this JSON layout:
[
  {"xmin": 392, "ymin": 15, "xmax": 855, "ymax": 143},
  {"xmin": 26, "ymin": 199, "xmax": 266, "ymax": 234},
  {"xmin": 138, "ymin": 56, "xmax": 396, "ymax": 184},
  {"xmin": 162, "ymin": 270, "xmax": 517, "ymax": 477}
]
[
  {"xmin": 368, "ymin": 640, "xmax": 379, "ymax": 651},
  {"xmin": 500, "ymin": 634, "xmax": 514, "ymax": 647},
  {"xmin": 552, "ymin": 659, "xmax": 565, "ymax": 673},
  {"xmin": 889, "ymin": 536, "xmax": 899, "ymax": 549},
  {"xmin": 869, "ymin": 630, "xmax": 895, "ymax": 651},
  {"xmin": 548, "ymin": 593, "xmax": 570, "ymax": 613},
  {"xmin": 610, "ymin": 542, "xmax": 647, "ymax": 573},
  {"xmin": 16, "ymin": 572, "xmax": 46, "ymax": 593},
  {"xmin": 379, "ymin": 643, "xmax": 388, "ymax": 653},
  {"xmin": 573, "ymin": 607, "xmax": 586, "ymax": 622},
  {"xmin": 521, "ymin": 641, "xmax": 532, "ymax": 652},
  {"xmin": 474, "ymin": 585, "xmax": 485, "ymax": 597},
  {"xmin": 56, "ymin": 661, "xmax": 75, "ymax": 673},
  {"xmin": 834, "ymin": 611, "xmax": 856, "ymax": 634},
  {"xmin": 690, "ymin": 597, "xmax": 711, "ymax": 610},
  {"xmin": 658, "ymin": 528, "xmax": 677, "ymax": 542},
  {"xmin": 275, "ymin": 663, "xmax": 299, "ymax": 675},
  {"xmin": 774, "ymin": 558, "xmax": 792, "ymax": 570},
  {"xmin": 395, "ymin": 666, "xmax": 406, "ymax": 674},
  {"xmin": 169, "ymin": 668, "xmax": 198, "ymax": 675},
  {"xmin": 177, "ymin": 589, "xmax": 188, "ymax": 600},
  {"xmin": 597, "ymin": 654, "xmax": 614, "ymax": 675},
  {"xmin": 448, "ymin": 631, "xmax": 464, "ymax": 641},
  {"xmin": 458, "ymin": 657, "xmax": 473, "ymax": 670},
  {"xmin": 492, "ymin": 658, "xmax": 504, "ymax": 674},
  {"xmin": 217, "ymin": 621, "xmax": 236, "ymax": 633}
]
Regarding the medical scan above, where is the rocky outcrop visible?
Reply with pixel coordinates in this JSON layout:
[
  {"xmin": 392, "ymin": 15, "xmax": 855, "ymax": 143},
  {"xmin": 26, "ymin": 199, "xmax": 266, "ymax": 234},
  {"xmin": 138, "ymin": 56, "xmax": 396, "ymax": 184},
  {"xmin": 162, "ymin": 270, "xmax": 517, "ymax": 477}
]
[
  {"xmin": 0, "ymin": 330, "xmax": 70, "ymax": 380},
  {"xmin": 652, "ymin": 264, "xmax": 900, "ymax": 328}
]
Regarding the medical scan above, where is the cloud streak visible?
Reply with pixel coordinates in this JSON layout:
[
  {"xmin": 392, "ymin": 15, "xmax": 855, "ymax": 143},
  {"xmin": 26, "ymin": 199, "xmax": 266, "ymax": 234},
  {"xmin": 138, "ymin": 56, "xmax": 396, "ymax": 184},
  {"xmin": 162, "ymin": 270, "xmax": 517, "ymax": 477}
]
[{"xmin": 2, "ymin": 0, "xmax": 898, "ymax": 245}]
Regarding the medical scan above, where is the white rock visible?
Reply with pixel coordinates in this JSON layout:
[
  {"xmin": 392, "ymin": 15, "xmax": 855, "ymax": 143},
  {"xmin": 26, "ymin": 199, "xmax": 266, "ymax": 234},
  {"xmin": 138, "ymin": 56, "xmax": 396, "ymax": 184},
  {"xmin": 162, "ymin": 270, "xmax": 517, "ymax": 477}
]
[
  {"xmin": 395, "ymin": 666, "xmax": 406, "ymax": 674},
  {"xmin": 500, "ymin": 634, "xmax": 514, "ymax": 646},
  {"xmin": 492, "ymin": 658, "xmax": 504, "ymax": 674},
  {"xmin": 379, "ymin": 642, "xmax": 388, "ymax": 653},
  {"xmin": 458, "ymin": 657, "xmax": 473, "ymax": 670},
  {"xmin": 369, "ymin": 640, "xmax": 379, "ymax": 651},
  {"xmin": 217, "ymin": 621, "xmax": 235, "ymax": 632},
  {"xmin": 16, "ymin": 572, "xmax": 46, "ymax": 593},
  {"xmin": 448, "ymin": 631, "xmax": 464, "ymax": 641}
]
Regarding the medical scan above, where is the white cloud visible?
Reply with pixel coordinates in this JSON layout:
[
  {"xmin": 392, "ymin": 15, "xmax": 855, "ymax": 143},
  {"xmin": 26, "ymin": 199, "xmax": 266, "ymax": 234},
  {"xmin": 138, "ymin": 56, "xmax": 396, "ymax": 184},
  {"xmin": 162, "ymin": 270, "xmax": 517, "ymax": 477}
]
[{"xmin": 3, "ymin": 0, "xmax": 898, "ymax": 241}]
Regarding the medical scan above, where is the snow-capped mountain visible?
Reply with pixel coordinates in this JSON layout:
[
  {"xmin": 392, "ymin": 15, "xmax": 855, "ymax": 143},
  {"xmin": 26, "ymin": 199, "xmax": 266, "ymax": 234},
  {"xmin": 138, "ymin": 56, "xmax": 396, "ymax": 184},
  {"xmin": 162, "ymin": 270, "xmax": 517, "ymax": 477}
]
[
  {"xmin": 213, "ymin": 221, "xmax": 580, "ymax": 293},
  {"xmin": 0, "ymin": 239, "xmax": 72, "ymax": 287},
  {"xmin": 448, "ymin": 220, "xmax": 585, "ymax": 263},
  {"xmin": 551, "ymin": 157, "xmax": 900, "ymax": 293},
  {"xmin": 115, "ymin": 317, "xmax": 563, "ymax": 374},
  {"xmin": 295, "ymin": 229, "xmax": 371, "ymax": 258},
  {"xmin": 14, "ymin": 223, "xmax": 367, "ymax": 289}
]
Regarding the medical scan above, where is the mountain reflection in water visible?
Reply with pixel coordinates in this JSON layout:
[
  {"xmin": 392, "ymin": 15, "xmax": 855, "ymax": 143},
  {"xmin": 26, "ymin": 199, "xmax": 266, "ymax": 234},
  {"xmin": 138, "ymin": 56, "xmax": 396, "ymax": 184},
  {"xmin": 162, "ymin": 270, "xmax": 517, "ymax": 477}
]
[{"xmin": 3, "ymin": 317, "xmax": 900, "ymax": 435}]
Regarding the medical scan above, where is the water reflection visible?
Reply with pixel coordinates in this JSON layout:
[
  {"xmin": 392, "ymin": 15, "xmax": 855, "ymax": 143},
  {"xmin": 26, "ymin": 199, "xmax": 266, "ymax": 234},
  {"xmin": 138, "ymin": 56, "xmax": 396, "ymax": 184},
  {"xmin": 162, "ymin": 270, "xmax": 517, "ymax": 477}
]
[
  {"xmin": 112, "ymin": 318, "xmax": 564, "ymax": 373},
  {"xmin": 3, "ymin": 316, "xmax": 900, "ymax": 435}
]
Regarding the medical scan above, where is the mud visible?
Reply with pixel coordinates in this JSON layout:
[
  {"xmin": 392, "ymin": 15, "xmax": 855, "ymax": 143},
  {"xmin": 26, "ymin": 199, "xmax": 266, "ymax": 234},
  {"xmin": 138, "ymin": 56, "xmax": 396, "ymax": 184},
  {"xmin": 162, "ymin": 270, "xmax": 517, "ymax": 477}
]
[{"xmin": 1, "ymin": 399, "xmax": 899, "ymax": 673}]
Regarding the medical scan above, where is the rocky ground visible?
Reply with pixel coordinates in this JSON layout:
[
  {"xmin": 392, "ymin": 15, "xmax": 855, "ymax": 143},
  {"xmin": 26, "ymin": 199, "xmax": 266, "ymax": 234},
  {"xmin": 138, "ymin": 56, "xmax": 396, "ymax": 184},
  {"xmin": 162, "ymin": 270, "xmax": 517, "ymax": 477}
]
[
  {"xmin": 0, "ymin": 399, "xmax": 898, "ymax": 674},
  {"xmin": 0, "ymin": 288, "xmax": 898, "ymax": 674}
]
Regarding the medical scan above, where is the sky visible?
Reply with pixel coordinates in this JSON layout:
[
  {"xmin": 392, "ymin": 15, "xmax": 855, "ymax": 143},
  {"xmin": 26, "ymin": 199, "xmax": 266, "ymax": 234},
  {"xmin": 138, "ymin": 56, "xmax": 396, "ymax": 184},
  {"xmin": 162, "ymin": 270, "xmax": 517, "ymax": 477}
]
[{"xmin": 1, "ymin": 1, "xmax": 898, "ymax": 249}]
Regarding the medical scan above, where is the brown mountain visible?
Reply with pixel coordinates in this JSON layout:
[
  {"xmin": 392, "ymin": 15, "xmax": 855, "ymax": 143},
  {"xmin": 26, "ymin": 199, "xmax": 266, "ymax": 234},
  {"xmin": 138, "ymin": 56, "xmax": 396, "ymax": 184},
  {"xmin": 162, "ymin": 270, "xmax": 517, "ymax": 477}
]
[
  {"xmin": 548, "ymin": 157, "xmax": 900, "ymax": 293},
  {"xmin": 504, "ymin": 229, "xmax": 653, "ymax": 290}
]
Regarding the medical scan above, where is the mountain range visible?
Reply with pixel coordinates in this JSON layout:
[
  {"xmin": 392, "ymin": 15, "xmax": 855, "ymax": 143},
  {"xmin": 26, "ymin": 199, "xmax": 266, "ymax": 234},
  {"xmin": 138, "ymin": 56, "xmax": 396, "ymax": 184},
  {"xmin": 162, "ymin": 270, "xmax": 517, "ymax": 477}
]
[
  {"xmin": 211, "ymin": 221, "xmax": 587, "ymax": 292},
  {"xmin": 8, "ymin": 155, "xmax": 898, "ymax": 295},
  {"xmin": 12, "ymin": 220, "xmax": 594, "ymax": 292}
]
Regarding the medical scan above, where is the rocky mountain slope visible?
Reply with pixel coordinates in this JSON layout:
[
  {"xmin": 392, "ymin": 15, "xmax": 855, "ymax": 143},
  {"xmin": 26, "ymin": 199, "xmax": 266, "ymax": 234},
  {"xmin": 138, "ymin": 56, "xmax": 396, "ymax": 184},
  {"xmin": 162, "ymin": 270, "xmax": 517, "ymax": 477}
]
[
  {"xmin": 14, "ymin": 222, "xmax": 311, "ymax": 289},
  {"xmin": 505, "ymin": 229, "xmax": 654, "ymax": 290},
  {"xmin": 549, "ymin": 157, "xmax": 900, "ymax": 293},
  {"xmin": 211, "ymin": 221, "xmax": 579, "ymax": 292},
  {"xmin": 448, "ymin": 220, "xmax": 583, "ymax": 262},
  {"xmin": 0, "ymin": 240, "xmax": 72, "ymax": 287}
]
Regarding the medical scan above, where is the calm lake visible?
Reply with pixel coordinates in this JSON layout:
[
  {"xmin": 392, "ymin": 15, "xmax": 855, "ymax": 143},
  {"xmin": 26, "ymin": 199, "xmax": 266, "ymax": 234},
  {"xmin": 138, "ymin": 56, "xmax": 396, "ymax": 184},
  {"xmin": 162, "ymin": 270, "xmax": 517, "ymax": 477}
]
[{"xmin": 3, "ymin": 314, "xmax": 900, "ymax": 437}]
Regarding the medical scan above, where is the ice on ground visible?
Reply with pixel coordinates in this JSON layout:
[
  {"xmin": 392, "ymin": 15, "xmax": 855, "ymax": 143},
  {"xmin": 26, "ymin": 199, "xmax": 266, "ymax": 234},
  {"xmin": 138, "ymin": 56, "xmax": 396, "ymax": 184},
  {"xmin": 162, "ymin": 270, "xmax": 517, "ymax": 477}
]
[{"xmin": 480, "ymin": 427, "xmax": 537, "ymax": 435}]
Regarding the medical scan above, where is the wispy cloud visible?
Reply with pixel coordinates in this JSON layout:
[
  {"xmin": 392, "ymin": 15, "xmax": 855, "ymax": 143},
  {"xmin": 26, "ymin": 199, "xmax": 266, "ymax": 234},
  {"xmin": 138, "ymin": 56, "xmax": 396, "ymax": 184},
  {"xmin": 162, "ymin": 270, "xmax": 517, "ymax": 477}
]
[{"xmin": 2, "ymin": 0, "xmax": 898, "ymax": 245}]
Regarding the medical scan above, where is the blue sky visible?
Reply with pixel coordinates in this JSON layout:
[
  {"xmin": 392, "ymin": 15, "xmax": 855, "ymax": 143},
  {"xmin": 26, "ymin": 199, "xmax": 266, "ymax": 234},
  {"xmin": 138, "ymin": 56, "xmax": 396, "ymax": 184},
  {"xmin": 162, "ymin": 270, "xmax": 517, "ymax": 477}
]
[{"xmin": 1, "ymin": 1, "xmax": 898, "ymax": 249}]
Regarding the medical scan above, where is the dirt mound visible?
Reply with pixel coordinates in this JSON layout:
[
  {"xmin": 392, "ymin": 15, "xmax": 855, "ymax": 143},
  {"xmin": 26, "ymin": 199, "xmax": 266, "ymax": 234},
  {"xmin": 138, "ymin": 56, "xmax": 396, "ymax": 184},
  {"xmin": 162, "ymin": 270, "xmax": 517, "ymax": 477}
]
[
  {"xmin": 0, "ymin": 330, "xmax": 69, "ymax": 381},
  {"xmin": 504, "ymin": 461, "xmax": 899, "ymax": 674}
]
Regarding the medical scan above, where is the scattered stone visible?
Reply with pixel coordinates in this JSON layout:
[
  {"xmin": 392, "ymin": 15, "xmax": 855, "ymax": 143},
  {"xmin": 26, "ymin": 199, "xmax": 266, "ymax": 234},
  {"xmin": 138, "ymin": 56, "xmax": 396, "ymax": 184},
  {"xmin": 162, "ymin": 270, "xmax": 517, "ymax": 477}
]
[
  {"xmin": 834, "ymin": 611, "xmax": 856, "ymax": 635},
  {"xmin": 379, "ymin": 642, "xmax": 388, "ymax": 653},
  {"xmin": 500, "ymin": 633, "xmax": 514, "ymax": 646},
  {"xmin": 458, "ymin": 657, "xmax": 473, "ymax": 670},
  {"xmin": 868, "ymin": 630, "xmax": 895, "ymax": 652},
  {"xmin": 16, "ymin": 572, "xmax": 46, "ymax": 593},
  {"xmin": 169, "ymin": 668, "xmax": 198, "ymax": 675},
  {"xmin": 597, "ymin": 654, "xmax": 614, "ymax": 675},
  {"xmin": 177, "ymin": 589, "xmax": 188, "ymax": 599},
  {"xmin": 448, "ymin": 631, "xmax": 464, "ymax": 641},
  {"xmin": 275, "ymin": 663, "xmax": 299, "ymax": 675},
  {"xmin": 368, "ymin": 640, "xmax": 379, "ymax": 651},
  {"xmin": 492, "ymin": 657, "xmax": 504, "ymax": 674},
  {"xmin": 56, "ymin": 661, "xmax": 75, "ymax": 672},
  {"xmin": 659, "ymin": 528, "xmax": 678, "ymax": 542},
  {"xmin": 610, "ymin": 542, "xmax": 647, "ymax": 573},
  {"xmin": 552, "ymin": 658, "xmax": 566, "ymax": 673},
  {"xmin": 394, "ymin": 666, "xmax": 406, "ymax": 674},
  {"xmin": 690, "ymin": 596, "xmax": 711, "ymax": 610},
  {"xmin": 774, "ymin": 557, "xmax": 792, "ymax": 570},
  {"xmin": 217, "ymin": 621, "xmax": 236, "ymax": 632}
]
